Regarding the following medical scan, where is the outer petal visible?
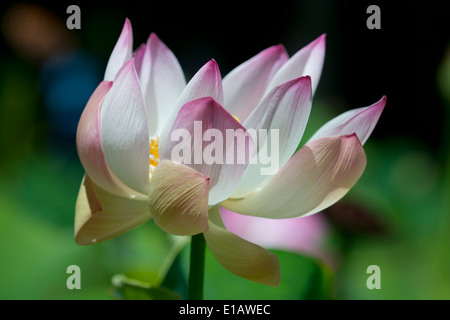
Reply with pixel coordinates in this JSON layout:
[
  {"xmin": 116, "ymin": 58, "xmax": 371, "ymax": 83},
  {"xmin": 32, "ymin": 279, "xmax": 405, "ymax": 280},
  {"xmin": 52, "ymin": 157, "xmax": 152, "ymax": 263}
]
[
  {"xmin": 101, "ymin": 59, "xmax": 150, "ymax": 195},
  {"xmin": 222, "ymin": 45, "xmax": 288, "ymax": 122},
  {"xmin": 161, "ymin": 97, "xmax": 253, "ymax": 205},
  {"xmin": 265, "ymin": 34, "xmax": 326, "ymax": 96},
  {"xmin": 75, "ymin": 175, "xmax": 151, "ymax": 245},
  {"xmin": 140, "ymin": 33, "xmax": 187, "ymax": 136},
  {"xmin": 222, "ymin": 134, "xmax": 366, "ymax": 219},
  {"xmin": 232, "ymin": 76, "xmax": 312, "ymax": 198},
  {"xmin": 203, "ymin": 206, "xmax": 280, "ymax": 287},
  {"xmin": 148, "ymin": 160, "xmax": 209, "ymax": 236},
  {"xmin": 104, "ymin": 18, "xmax": 133, "ymax": 81},
  {"xmin": 76, "ymin": 80, "xmax": 126, "ymax": 197},
  {"xmin": 159, "ymin": 60, "xmax": 224, "ymax": 150},
  {"xmin": 309, "ymin": 96, "xmax": 386, "ymax": 145}
]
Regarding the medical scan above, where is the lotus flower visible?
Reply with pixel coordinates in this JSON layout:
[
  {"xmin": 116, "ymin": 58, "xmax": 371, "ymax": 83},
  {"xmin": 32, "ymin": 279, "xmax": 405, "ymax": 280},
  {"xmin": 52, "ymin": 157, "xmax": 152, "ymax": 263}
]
[{"xmin": 75, "ymin": 19, "xmax": 386, "ymax": 286}]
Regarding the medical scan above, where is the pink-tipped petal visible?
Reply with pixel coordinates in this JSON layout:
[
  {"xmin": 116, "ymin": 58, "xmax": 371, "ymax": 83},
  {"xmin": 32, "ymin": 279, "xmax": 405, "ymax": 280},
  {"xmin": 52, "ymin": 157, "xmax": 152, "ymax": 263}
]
[
  {"xmin": 223, "ymin": 45, "xmax": 288, "ymax": 122},
  {"xmin": 139, "ymin": 33, "xmax": 186, "ymax": 136},
  {"xmin": 101, "ymin": 59, "xmax": 150, "ymax": 195},
  {"xmin": 309, "ymin": 96, "xmax": 387, "ymax": 145},
  {"xmin": 133, "ymin": 43, "xmax": 146, "ymax": 78},
  {"xmin": 232, "ymin": 76, "xmax": 313, "ymax": 198},
  {"xmin": 161, "ymin": 97, "xmax": 253, "ymax": 205},
  {"xmin": 76, "ymin": 81, "xmax": 130, "ymax": 197},
  {"xmin": 159, "ymin": 60, "xmax": 224, "ymax": 149},
  {"xmin": 148, "ymin": 160, "xmax": 209, "ymax": 236},
  {"xmin": 104, "ymin": 18, "xmax": 133, "ymax": 81},
  {"xmin": 222, "ymin": 134, "xmax": 366, "ymax": 219},
  {"xmin": 75, "ymin": 175, "xmax": 151, "ymax": 245},
  {"xmin": 203, "ymin": 207, "xmax": 280, "ymax": 286},
  {"xmin": 266, "ymin": 34, "xmax": 326, "ymax": 96}
]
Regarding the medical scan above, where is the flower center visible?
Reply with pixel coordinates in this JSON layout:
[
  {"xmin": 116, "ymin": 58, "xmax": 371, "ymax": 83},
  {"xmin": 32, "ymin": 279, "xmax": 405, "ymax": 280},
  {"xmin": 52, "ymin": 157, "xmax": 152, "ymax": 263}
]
[{"xmin": 149, "ymin": 136, "xmax": 160, "ymax": 180}]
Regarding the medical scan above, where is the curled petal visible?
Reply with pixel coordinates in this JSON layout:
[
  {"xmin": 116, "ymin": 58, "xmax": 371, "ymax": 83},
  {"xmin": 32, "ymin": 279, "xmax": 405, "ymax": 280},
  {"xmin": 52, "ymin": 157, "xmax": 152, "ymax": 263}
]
[
  {"xmin": 104, "ymin": 18, "xmax": 133, "ymax": 81},
  {"xmin": 203, "ymin": 207, "xmax": 280, "ymax": 286},
  {"xmin": 101, "ymin": 59, "xmax": 150, "ymax": 195},
  {"xmin": 148, "ymin": 160, "xmax": 209, "ymax": 236},
  {"xmin": 75, "ymin": 175, "xmax": 151, "ymax": 245},
  {"xmin": 223, "ymin": 45, "xmax": 288, "ymax": 122},
  {"xmin": 222, "ymin": 134, "xmax": 366, "ymax": 219},
  {"xmin": 140, "ymin": 33, "xmax": 186, "ymax": 136},
  {"xmin": 309, "ymin": 96, "xmax": 386, "ymax": 145},
  {"xmin": 161, "ymin": 97, "xmax": 253, "ymax": 205},
  {"xmin": 266, "ymin": 34, "xmax": 326, "ymax": 96}
]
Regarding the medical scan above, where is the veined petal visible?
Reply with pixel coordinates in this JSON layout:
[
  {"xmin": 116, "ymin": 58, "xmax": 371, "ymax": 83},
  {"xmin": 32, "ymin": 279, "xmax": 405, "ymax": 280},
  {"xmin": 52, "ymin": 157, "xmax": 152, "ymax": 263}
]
[
  {"xmin": 222, "ymin": 134, "xmax": 366, "ymax": 219},
  {"xmin": 161, "ymin": 97, "xmax": 254, "ymax": 205},
  {"xmin": 223, "ymin": 45, "xmax": 288, "ymax": 122},
  {"xmin": 148, "ymin": 160, "xmax": 209, "ymax": 236},
  {"xmin": 101, "ymin": 59, "xmax": 150, "ymax": 195},
  {"xmin": 75, "ymin": 175, "xmax": 151, "ymax": 245},
  {"xmin": 309, "ymin": 96, "xmax": 386, "ymax": 145},
  {"xmin": 140, "ymin": 33, "xmax": 187, "ymax": 136},
  {"xmin": 104, "ymin": 18, "xmax": 133, "ymax": 81},
  {"xmin": 159, "ymin": 60, "xmax": 224, "ymax": 150},
  {"xmin": 232, "ymin": 76, "xmax": 313, "ymax": 198},
  {"xmin": 266, "ymin": 34, "xmax": 326, "ymax": 96},
  {"xmin": 203, "ymin": 206, "xmax": 280, "ymax": 286}
]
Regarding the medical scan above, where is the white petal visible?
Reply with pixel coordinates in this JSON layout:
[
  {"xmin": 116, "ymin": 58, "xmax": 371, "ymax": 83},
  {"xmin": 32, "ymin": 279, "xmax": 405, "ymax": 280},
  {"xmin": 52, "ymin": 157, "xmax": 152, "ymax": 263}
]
[
  {"xmin": 104, "ymin": 18, "xmax": 133, "ymax": 81},
  {"xmin": 221, "ymin": 134, "xmax": 366, "ymax": 219},
  {"xmin": 101, "ymin": 59, "xmax": 150, "ymax": 195},
  {"xmin": 139, "ymin": 33, "xmax": 186, "ymax": 136},
  {"xmin": 265, "ymin": 34, "xmax": 326, "ymax": 96},
  {"xmin": 232, "ymin": 76, "xmax": 312, "ymax": 198},
  {"xmin": 309, "ymin": 96, "xmax": 386, "ymax": 145}
]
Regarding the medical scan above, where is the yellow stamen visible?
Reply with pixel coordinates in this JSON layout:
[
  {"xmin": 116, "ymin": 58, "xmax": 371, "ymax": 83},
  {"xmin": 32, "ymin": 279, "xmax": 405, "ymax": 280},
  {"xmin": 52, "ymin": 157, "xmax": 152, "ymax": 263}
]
[{"xmin": 149, "ymin": 136, "xmax": 160, "ymax": 180}]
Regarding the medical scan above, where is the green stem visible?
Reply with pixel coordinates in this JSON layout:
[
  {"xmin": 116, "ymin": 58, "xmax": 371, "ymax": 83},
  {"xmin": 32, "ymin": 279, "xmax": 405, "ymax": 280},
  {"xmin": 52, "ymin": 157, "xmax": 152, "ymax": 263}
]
[{"xmin": 188, "ymin": 233, "xmax": 206, "ymax": 300}]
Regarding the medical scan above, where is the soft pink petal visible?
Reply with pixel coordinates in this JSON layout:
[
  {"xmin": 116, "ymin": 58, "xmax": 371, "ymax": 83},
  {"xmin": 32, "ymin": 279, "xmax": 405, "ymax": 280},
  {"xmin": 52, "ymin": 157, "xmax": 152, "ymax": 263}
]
[
  {"xmin": 101, "ymin": 59, "xmax": 149, "ymax": 195},
  {"xmin": 139, "ymin": 33, "xmax": 186, "ymax": 136},
  {"xmin": 76, "ymin": 81, "xmax": 129, "ymax": 197},
  {"xmin": 161, "ymin": 97, "xmax": 253, "ymax": 205},
  {"xmin": 159, "ymin": 60, "xmax": 223, "ymax": 150},
  {"xmin": 222, "ymin": 134, "xmax": 366, "ymax": 219},
  {"xmin": 133, "ymin": 43, "xmax": 146, "ymax": 78},
  {"xmin": 232, "ymin": 76, "xmax": 313, "ymax": 198},
  {"xmin": 220, "ymin": 207, "xmax": 330, "ymax": 261},
  {"xmin": 104, "ymin": 18, "xmax": 133, "ymax": 81},
  {"xmin": 222, "ymin": 45, "xmax": 288, "ymax": 122},
  {"xmin": 266, "ymin": 34, "xmax": 326, "ymax": 96},
  {"xmin": 309, "ymin": 96, "xmax": 386, "ymax": 145}
]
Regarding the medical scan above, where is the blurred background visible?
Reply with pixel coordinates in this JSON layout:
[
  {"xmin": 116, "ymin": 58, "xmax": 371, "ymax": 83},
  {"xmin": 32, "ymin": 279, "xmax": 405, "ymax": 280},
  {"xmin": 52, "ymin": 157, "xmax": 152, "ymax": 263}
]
[{"xmin": 0, "ymin": 0, "xmax": 449, "ymax": 299}]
